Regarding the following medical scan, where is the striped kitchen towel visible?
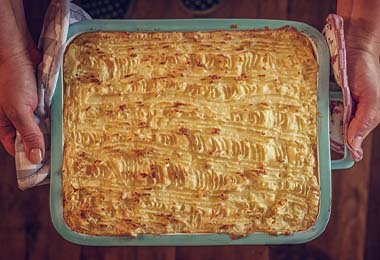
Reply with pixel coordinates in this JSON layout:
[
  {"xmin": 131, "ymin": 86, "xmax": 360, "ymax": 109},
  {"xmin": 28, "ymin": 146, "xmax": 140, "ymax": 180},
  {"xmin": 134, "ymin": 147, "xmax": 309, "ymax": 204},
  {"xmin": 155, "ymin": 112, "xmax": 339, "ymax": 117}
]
[
  {"xmin": 323, "ymin": 14, "xmax": 362, "ymax": 161},
  {"xmin": 15, "ymin": 1, "xmax": 91, "ymax": 190}
]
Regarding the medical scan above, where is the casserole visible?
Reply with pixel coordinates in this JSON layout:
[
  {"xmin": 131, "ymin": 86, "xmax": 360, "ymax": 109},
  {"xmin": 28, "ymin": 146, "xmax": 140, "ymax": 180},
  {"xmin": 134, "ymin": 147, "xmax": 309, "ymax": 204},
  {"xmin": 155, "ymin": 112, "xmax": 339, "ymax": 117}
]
[{"xmin": 51, "ymin": 19, "xmax": 354, "ymax": 245}]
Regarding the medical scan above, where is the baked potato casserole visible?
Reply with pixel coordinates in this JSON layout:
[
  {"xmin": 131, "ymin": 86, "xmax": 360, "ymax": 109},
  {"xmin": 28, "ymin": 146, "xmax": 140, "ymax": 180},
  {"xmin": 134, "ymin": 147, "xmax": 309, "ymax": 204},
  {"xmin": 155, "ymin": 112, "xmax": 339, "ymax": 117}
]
[{"xmin": 62, "ymin": 28, "xmax": 320, "ymax": 237}]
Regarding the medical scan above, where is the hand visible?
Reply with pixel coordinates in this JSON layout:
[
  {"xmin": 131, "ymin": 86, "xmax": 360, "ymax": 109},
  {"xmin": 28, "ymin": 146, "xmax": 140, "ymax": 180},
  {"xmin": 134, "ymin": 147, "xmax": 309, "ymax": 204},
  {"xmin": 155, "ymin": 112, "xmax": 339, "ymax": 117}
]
[
  {"xmin": 0, "ymin": 0, "xmax": 45, "ymax": 163},
  {"xmin": 345, "ymin": 32, "xmax": 380, "ymax": 159},
  {"xmin": 0, "ymin": 49, "xmax": 45, "ymax": 163}
]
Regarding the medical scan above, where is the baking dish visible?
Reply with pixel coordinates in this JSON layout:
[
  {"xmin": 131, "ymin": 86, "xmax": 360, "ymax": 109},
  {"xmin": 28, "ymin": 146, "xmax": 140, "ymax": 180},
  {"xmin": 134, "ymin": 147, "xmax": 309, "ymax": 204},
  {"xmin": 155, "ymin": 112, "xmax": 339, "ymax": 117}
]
[{"xmin": 50, "ymin": 19, "xmax": 354, "ymax": 245}]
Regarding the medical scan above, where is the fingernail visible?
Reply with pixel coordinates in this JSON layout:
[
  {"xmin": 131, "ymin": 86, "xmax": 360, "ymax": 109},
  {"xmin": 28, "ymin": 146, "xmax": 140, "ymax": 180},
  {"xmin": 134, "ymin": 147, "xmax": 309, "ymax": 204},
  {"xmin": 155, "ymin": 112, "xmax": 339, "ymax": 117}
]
[
  {"xmin": 354, "ymin": 150, "xmax": 363, "ymax": 162},
  {"xmin": 29, "ymin": 148, "xmax": 42, "ymax": 164},
  {"xmin": 351, "ymin": 136, "xmax": 363, "ymax": 151}
]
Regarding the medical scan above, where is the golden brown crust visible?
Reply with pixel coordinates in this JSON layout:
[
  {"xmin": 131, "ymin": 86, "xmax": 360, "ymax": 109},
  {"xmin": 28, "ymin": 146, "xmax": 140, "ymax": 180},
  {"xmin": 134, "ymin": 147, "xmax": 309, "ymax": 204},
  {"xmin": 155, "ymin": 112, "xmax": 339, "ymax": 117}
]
[{"xmin": 62, "ymin": 28, "xmax": 320, "ymax": 237}]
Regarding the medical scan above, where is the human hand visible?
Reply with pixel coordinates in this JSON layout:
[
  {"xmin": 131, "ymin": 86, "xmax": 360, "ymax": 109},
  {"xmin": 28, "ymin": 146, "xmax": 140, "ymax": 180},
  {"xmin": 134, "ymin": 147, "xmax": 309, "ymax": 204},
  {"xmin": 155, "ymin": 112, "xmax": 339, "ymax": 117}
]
[
  {"xmin": 0, "ymin": 0, "xmax": 45, "ymax": 164},
  {"xmin": 345, "ymin": 28, "xmax": 380, "ymax": 160},
  {"xmin": 0, "ymin": 49, "xmax": 45, "ymax": 164}
]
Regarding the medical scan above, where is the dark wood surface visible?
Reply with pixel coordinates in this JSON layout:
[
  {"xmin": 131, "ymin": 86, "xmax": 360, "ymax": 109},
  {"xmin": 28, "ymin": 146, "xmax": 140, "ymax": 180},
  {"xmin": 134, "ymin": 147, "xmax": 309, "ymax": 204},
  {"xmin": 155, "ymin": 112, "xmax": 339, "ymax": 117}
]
[
  {"xmin": 365, "ymin": 127, "xmax": 380, "ymax": 260},
  {"xmin": 1, "ymin": 0, "xmax": 379, "ymax": 259}
]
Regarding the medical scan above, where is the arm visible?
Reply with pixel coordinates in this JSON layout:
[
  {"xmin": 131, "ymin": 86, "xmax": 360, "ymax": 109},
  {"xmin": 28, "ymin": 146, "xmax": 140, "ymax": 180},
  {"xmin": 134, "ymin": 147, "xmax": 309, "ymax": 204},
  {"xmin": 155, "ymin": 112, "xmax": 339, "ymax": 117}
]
[
  {"xmin": 0, "ymin": 0, "xmax": 44, "ymax": 163},
  {"xmin": 338, "ymin": 0, "xmax": 380, "ymax": 159}
]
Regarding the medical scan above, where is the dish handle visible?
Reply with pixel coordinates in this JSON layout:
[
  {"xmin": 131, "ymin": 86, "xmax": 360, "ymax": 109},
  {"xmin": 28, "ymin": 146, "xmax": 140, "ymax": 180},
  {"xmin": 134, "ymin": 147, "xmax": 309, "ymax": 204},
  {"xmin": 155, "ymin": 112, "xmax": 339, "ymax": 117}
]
[{"xmin": 329, "ymin": 91, "xmax": 354, "ymax": 170}]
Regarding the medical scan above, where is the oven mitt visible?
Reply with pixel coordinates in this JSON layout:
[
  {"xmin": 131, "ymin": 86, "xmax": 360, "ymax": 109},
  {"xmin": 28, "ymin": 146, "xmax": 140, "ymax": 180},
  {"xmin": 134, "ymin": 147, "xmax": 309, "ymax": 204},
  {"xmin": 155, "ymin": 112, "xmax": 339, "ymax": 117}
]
[
  {"xmin": 323, "ymin": 14, "xmax": 362, "ymax": 161},
  {"xmin": 15, "ymin": 1, "xmax": 91, "ymax": 190}
]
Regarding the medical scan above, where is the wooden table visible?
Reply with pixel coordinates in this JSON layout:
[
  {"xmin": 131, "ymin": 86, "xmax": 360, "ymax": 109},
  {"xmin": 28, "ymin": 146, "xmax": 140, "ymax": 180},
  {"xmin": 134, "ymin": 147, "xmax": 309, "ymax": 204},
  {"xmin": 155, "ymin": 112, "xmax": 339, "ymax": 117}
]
[{"xmin": 1, "ymin": 1, "xmax": 379, "ymax": 259}]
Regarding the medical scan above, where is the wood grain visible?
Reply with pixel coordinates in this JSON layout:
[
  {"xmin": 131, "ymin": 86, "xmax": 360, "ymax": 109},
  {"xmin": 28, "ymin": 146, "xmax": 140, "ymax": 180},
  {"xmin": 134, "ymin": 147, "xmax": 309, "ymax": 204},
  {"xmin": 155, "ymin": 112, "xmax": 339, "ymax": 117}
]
[
  {"xmin": 365, "ymin": 125, "xmax": 380, "ymax": 260},
  {"xmin": 2, "ymin": 0, "xmax": 380, "ymax": 259},
  {"xmin": 287, "ymin": 0, "xmax": 337, "ymax": 30},
  {"xmin": 176, "ymin": 246, "xmax": 269, "ymax": 260}
]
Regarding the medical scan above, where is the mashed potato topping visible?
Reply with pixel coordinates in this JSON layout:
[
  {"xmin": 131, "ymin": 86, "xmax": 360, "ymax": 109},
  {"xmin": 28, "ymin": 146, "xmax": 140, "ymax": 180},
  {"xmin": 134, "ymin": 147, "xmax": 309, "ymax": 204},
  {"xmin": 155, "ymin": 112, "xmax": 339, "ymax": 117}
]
[{"xmin": 63, "ymin": 28, "xmax": 319, "ymax": 237}]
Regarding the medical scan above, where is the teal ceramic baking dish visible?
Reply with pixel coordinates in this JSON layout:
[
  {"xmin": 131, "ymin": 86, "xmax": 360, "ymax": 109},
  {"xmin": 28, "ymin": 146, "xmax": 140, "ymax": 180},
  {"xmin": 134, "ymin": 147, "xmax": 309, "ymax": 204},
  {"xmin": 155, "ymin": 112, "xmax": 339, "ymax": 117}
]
[{"xmin": 50, "ymin": 19, "xmax": 354, "ymax": 246}]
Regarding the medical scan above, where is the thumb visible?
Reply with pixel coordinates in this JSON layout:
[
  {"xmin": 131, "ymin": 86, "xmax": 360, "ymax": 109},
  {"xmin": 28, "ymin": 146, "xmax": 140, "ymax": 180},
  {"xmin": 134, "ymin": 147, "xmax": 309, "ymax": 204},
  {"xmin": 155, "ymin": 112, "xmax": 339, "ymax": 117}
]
[
  {"xmin": 347, "ymin": 95, "xmax": 378, "ymax": 156},
  {"xmin": 7, "ymin": 107, "xmax": 45, "ymax": 164}
]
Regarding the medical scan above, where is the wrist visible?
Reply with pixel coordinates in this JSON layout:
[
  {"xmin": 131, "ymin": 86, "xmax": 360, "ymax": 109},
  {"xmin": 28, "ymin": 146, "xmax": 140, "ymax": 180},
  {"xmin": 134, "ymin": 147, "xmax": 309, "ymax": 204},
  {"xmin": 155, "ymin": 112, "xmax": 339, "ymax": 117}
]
[
  {"xmin": 338, "ymin": 0, "xmax": 380, "ymax": 58},
  {"xmin": 344, "ymin": 17, "xmax": 380, "ymax": 58},
  {"xmin": 0, "ymin": 0, "xmax": 27, "ymax": 62}
]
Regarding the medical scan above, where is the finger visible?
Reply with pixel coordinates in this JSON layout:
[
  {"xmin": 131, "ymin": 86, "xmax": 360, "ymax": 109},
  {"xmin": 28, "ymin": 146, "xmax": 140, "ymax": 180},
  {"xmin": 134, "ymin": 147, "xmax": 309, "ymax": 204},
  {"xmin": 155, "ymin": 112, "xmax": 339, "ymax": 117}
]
[
  {"xmin": 347, "ymin": 95, "xmax": 379, "ymax": 154},
  {"xmin": 0, "ymin": 118, "xmax": 16, "ymax": 157},
  {"xmin": 6, "ymin": 107, "xmax": 45, "ymax": 164}
]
